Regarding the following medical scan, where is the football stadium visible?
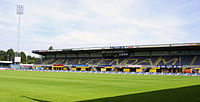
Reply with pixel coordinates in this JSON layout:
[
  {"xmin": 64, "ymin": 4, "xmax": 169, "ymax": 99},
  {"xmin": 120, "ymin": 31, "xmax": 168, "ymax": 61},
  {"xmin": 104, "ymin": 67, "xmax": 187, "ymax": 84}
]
[
  {"xmin": 32, "ymin": 43, "xmax": 200, "ymax": 74},
  {"xmin": 1, "ymin": 1, "xmax": 200, "ymax": 102},
  {"xmin": 1, "ymin": 43, "xmax": 200, "ymax": 102}
]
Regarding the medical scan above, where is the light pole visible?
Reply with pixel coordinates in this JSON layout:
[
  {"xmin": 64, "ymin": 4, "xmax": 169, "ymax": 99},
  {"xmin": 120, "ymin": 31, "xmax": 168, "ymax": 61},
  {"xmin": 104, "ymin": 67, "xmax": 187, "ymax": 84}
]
[{"xmin": 15, "ymin": 4, "xmax": 24, "ymax": 64}]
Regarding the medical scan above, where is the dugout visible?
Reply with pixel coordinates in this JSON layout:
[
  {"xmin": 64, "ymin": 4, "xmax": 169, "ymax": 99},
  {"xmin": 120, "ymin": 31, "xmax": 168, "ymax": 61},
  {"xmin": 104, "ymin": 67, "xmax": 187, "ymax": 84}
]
[
  {"xmin": 168, "ymin": 68, "xmax": 182, "ymax": 73},
  {"xmin": 114, "ymin": 67, "xmax": 124, "ymax": 72},
  {"xmin": 114, "ymin": 67, "xmax": 142, "ymax": 72},
  {"xmin": 149, "ymin": 67, "xmax": 160, "ymax": 73},
  {"xmin": 195, "ymin": 68, "xmax": 200, "ymax": 73},
  {"xmin": 95, "ymin": 67, "xmax": 113, "ymax": 71},
  {"xmin": 123, "ymin": 68, "xmax": 130, "ymax": 72},
  {"xmin": 76, "ymin": 67, "xmax": 91, "ymax": 71},
  {"xmin": 104, "ymin": 67, "xmax": 113, "ymax": 71},
  {"xmin": 123, "ymin": 67, "xmax": 142, "ymax": 72},
  {"xmin": 182, "ymin": 68, "xmax": 193, "ymax": 73},
  {"xmin": 52, "ymin": 64, "xmax": 64, "ymax": 70},
  {"xmin": 71, "ymin": 66, "xmax": 93, "ymax": 71}
]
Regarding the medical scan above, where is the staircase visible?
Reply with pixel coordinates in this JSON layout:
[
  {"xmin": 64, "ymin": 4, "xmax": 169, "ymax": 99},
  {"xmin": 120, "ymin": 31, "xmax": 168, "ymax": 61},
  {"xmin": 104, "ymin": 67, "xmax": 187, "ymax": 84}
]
[
  {"xmin": 68, "ymin": 66, "xmax": 72, "ymax": 71},
  {"xmin": 92, "ymin": 66, "xmax": 97, "ymax": 71},
  {"xmin": 154, "ymin": 57, "xmax": 161, "ymax": 65},
  {"xmin": 190, "ymin": 56, "xmax": 197, "ymax": 65},
  {"xmin": 192, "ymin": 68, "xmax": 198, "ymax": 73},
  {"xmin": 143, "ymin": 68, "xmax": 149, "ymax": 72}
]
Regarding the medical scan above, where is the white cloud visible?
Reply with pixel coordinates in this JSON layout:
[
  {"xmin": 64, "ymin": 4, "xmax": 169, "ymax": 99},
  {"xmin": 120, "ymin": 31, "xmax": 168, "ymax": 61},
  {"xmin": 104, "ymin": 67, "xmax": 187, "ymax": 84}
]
[
  {"xmin": 0, "ymin": 24, "xmax": 2, "ymax": 29},
  {"xmin": 0, "ymin": 0, "xmax": 199, "ymax": 56}
]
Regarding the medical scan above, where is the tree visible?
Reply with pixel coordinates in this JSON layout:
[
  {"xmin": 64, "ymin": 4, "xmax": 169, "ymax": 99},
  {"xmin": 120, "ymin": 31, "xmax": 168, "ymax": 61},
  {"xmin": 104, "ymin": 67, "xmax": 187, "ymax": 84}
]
[
  {"xmin": 27, "ymin": 55, "xmax": 32, "ymax": 60},
  {"xmin": 0, "ymin": 50, "xmax": 6, "ymax": 61},
  {"xmin": 0, "ymin": 49, "xmax": 40, "ymax": 64},
  {"xmin": 6, "ymin": 49, "xmax": 15, "ymax": 62},
  {"xmin": 48, "ymin": 46, "xmax": 53, "ymax": 50},
  {"xmin": 20, "ymin": 51, "xmax": 26, "ymax": 64}
]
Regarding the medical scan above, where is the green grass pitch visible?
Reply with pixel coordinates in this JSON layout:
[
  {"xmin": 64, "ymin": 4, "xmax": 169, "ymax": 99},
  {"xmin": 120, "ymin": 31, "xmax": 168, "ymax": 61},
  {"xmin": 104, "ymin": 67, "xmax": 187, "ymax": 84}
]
[{"xmin": 0, "ymin": 70, "xmax": 200, "ymax": 102}]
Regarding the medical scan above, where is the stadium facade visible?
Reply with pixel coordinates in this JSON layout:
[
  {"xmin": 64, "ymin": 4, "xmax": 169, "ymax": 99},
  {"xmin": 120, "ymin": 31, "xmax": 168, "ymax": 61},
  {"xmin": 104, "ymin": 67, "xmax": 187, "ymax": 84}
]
[{"xmin": 32, "ymin": 43, "xmax": 200, "ymax": 73}]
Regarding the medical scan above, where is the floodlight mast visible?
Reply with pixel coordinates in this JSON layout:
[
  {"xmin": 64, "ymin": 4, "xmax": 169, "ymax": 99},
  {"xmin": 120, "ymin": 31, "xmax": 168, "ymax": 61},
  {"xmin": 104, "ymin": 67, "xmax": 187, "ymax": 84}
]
[{"xmin": 16, "ymin": 4, "xmax": 24, "ymax": 63}]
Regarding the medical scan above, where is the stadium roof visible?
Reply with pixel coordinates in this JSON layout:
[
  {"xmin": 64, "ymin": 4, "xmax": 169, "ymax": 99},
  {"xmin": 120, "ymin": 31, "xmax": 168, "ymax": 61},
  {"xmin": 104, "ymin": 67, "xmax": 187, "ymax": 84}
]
[
  {"xmin": 0, "ymin": 61, "xmax": 12, "ymax": 64},
  {"xmin": 32, "ymin": 43, "xmax": 200, "ymax": 55}
]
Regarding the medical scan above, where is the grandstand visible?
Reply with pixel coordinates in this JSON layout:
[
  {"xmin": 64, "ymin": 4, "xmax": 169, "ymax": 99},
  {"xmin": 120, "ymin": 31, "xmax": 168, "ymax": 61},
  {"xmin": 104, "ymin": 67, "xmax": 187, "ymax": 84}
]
[{"xmin": 32, "ymin": 43, "xmax": 200, "ymax": 73}]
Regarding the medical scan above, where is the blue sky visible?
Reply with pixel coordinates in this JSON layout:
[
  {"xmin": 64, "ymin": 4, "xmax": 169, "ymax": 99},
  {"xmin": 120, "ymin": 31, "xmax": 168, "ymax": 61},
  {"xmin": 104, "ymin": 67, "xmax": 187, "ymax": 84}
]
[{"xmin": 0, "ymin": 0, "xmax": 200, "ymax": 56}]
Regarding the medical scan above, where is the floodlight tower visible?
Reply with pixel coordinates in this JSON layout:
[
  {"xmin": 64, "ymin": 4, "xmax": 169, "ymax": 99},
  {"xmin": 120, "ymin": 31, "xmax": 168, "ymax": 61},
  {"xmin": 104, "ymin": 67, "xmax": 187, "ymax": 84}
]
[{"xmin": 15, "ymin": 4, "xmax": 24, "ymax": 63}]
